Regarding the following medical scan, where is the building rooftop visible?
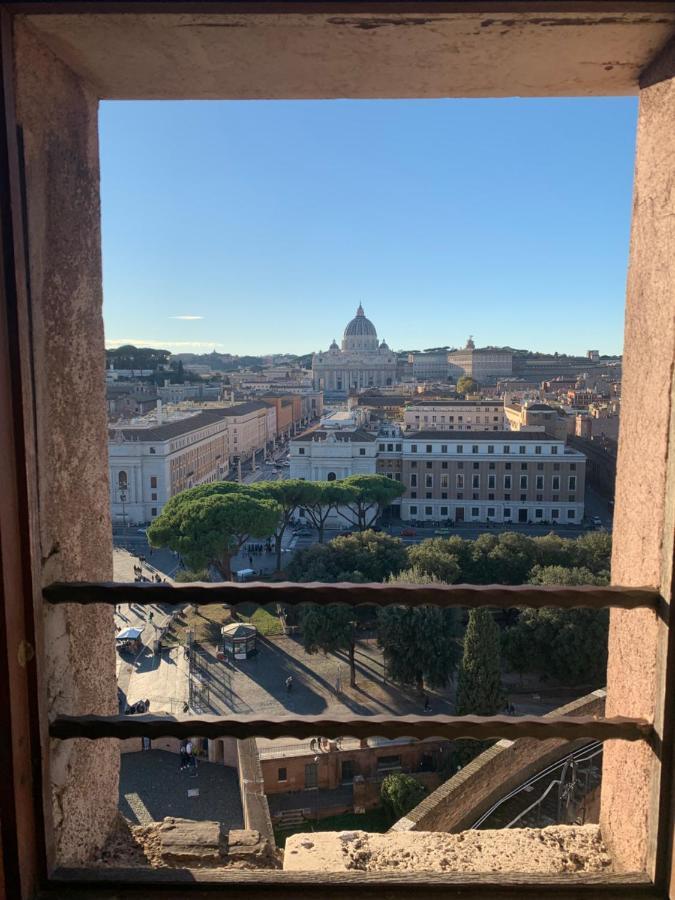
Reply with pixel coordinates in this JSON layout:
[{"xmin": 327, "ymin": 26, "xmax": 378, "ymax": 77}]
[
  {"xmin": 221, "ymin": 400, "xmax": 270, "ymax": 416},
  {"xmin": 407, "ymin": 399, "xmax": 502, "ymax": 407},
  {"xmin": 294, "ymin": 428, "xmax": 376, "ymax": 443},
  {"xmin": 406, "ymin": 430, "xmax": 563, "ymax": 441},
  {"xmin": 108, "ymin": 408, "xmax": 229, "ymax": 442},
  {"xmin": 357, "ymin": 395, "xmax": 408, "ymax": 407}
]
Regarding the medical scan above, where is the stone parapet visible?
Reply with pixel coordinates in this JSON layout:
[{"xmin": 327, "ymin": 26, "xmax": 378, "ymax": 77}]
[
  {"xmin": 284, "ymin": 825, "xmax": 612, "ymax": 874},
  {"xmin": 392, "ymin": 690, "xmax": 605, "ymax": 833}
]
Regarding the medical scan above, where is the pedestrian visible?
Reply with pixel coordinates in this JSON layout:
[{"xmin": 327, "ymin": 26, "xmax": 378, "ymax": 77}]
[
  {"xmin": 423, "ymin": 694, "xmax": 431, "ymax": 713},
  {"xmin": 285, "ymin": 675, "xmax": 293, "ymax": 693},
  {"xmin": 179, "ymin": 741, "xmax": 187, "ymax": 770},
  {"xmin": 249, "ymin": 555, "xmax": 253, "ymax": 567},
  {"xmin": 148, "ymin": 611, "xmax": 154, "ymax": 625},
  {"xmin": 185, "ymin": 739, "xmax": 193, "ymax": 769}
]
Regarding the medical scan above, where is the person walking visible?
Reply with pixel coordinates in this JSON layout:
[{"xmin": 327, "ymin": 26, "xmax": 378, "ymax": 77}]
[
  {"xmin": 179, "ymin": 741, "xmax": 187, "ymax": 770},
  {"xmin": 185, "ymin": 739, "xmax": 193, "ymax": 770},
  {"xmin": 285, "ymin": 675, "xmax": 293, "ymax": 693},
  {"xmin": 423, "ymin": 694, "xmax": 431, "ymax": 713},
  {"xmin": 249, "ymin": 554, "xmax": 253, "ymax": 568}
]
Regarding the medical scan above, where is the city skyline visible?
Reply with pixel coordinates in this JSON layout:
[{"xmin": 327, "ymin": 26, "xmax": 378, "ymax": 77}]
[{"xmin": 101, "ymin": 97, "xmax": 637, "ymax": 356}]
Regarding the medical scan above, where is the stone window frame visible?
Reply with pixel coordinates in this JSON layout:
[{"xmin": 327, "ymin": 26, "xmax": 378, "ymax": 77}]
[{"xmin": 0, "ymin": 4, "xmax": 674, "ymax": 899}]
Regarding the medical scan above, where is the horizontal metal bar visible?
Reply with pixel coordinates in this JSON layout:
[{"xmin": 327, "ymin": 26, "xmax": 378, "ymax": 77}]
[
  {"xmin": 49, "ymin": 713, "xmax": 653, "ymax": 743},
  {"xmin": 43, "ymin": 580, "xmax": 661, "ymax": 610}
]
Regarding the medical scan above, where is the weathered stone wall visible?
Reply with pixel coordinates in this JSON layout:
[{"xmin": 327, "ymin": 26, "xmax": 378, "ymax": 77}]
[
  {"xmin": 237, "ymin": 738, "xmax": 275, "ymax": 850},
  {"xmin": 13, "ymin": 21, "xmax": 119, "ymax": 866},
  {"xmin": 602, "ymin": 60, "xmax": 675, "ymax": 875},
  {"xmin": 393, "ymin": 691, "xmax": 605, "ymax": 834},
  {"xmin": 284, "ymin": 825, "xmax": 613, "ymax": 874}
]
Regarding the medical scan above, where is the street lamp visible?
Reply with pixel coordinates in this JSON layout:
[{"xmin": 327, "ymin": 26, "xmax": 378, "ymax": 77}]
[{"xmin": 119, "ymin": 489, "xmax": 127, "ymax": 529}]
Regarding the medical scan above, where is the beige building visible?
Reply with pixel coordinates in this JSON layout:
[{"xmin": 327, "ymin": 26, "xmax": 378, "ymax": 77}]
[
  {"xmin": 220, "ymin": 400, "xmax": 273, "ymax": 463},
  {"xmin": 447, "ymin": 337, "xmax": 513, "ymax": 384},
  {"xmin": 404, "ymin": 399, "xmax": 505, "ymax": 432},
  {"xmin": 504, "ymin": 400, "xmax": 570, "ymax": 440},
  {"xmin": 108, "ymin": 408, "xmax": 231, "ymax": 525},
  {"xmin": 398, "ymin": 431, "xmax": 585, "ymax": 525}
]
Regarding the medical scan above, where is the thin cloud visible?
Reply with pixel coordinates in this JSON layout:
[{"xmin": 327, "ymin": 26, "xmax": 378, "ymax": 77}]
[
  {"xmin": 169, "ymin": 315, "xmax": 204, "ymax": 320},
  {"xmin": 106, "ymin": 338, "xmax": 225, "ymax": 350}
]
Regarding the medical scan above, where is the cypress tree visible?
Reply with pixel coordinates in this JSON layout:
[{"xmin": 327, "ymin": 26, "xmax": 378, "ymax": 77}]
[{"xmin": 456, "ymin": 608, "xmax": 503, "ymax": 715}]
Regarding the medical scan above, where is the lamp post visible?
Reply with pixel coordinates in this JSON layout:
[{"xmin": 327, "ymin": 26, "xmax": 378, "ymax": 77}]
[
  {"xmin": 313, "ymin": 754, "xmax": 320, "ymax": 822},
  {"xmin": 119, "ymin": 489, "xmax": 127, "ymax": 529}
]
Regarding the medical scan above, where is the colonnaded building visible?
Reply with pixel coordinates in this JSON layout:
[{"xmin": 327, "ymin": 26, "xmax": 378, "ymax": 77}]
[{"xmin": 312, "ymin": 304, "xmax": 397, "ymax": 399}]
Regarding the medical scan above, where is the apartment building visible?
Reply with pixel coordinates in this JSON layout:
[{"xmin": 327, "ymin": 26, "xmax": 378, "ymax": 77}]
[
  {"xmin": 503, "ymin": 400, "xmax": 570, "ymax": 440},
  {"xmin": 260, "ymin": 392, "xmax": 298, "ymax": 440},
  {"xmin": 108, "ymin": 408, "xmax": 230, "ymax": 525},
  {"xmin": 221, "ymin": 400, "xmax": 272, "ymax": 463},
  {"xmin": 403, "ymin": 399, "xmax": 505, "ymax": 432},
  {"xmin": 398, "ymin": 431, "xmax": 585, "ymax": 524}
]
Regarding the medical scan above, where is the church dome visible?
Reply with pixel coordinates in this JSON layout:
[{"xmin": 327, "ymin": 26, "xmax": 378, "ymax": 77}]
[
  {"xmin": 329, "ymin": 338, "xmax": 340, "ymax": 352},
  {"xmin": 344, "ymin": 304, "xmax": 377, "ymax": 339},
  {"xmin": 342, "ymin": 304, "xmax": 379, "ymax": 352},
  {"xmin": 379, "ymin": 338, "xmax": 389, "ymax": 352}
]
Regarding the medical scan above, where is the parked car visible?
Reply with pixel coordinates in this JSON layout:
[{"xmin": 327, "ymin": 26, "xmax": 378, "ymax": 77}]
[
  {"xmin": 592, "ymin": 516, "xmax": 603, "ymax": 529},
  {"xmin": 400, "ymin": 527, "xmax": 417, "ymax": 537},
  {"xmin": 434, "ymin": 527, "xmax": 452, "ymax": 535}
]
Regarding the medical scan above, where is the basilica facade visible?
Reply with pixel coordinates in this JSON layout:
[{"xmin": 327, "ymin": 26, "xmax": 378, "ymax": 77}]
[{"xmin": 312, "ymin": 305, "xmax": 398, "ymax": 399}]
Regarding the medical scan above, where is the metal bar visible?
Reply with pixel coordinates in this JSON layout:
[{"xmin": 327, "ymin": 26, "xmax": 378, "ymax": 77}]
[
  {"xmin": 5, "ymin": 1, "xmax": 675, "ymax": 16},
  {"xmin": 49, "ymin": 713, "xmax": 653, "ymax": 743},
  {"xmin": 43, "ymin": 580, "xmax": 661, "ymax": 610}
]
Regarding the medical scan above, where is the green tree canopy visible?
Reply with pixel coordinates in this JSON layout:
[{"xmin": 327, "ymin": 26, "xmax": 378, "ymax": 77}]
[
  {"xmin": 456, "ymin": 375, "xmax": 478, "ymax": 396},
  {"xmin": 501, "ymin": 563, "xmax": 610, "ymax": 685},
  {"xmin": 377, "ymin": 568, "xmax": 462, "ymax": 692},
  {"xmin": 408, "ymin": 532, "xmax": 611, "ymax": 586},
  {"xmin": 147, "ymin": 483, "xmax": 281, "ymax": 579},
  {"xmin": 338, "ymin": 474, "xmax": 405, "ymax": 531},
  {"xmin": 252, "ymin": 479, "xmax": 313, "ymax": 571},
  {"xmin": 407, "ymin": 538, "xmax": 463, "ymax": 584},
  {"xmin": 380, "ymin": 773, "xmax": 426, "ymax": 823},
  {"xmin": 299, "ymin": 481, "xmax": 356, "ymax": 543},
  {"xmin": 456, "ymin": 608, "xmax": 503, "ymax": 716},
  {"xmin": 286, "ymin": 530, "xmax": 408, "ymax": 583},
  {"xmin": 299, "ymin": 604, "xmax": 358, "ymax": 686}
]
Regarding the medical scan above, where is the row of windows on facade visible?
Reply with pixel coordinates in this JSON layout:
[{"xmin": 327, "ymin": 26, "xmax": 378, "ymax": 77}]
[
  {"xmin": 298, "ymin": 447, "xmax": 369, "ymax": 456},
  {"xmin": 277, "ymin": 756, "xmax": 401, "ymax": 786},
  {"xmin": 406, "ymin": 443, "xmax": 559, "ymax": 455},
  {"xmin": 407, "ymin": 461, "xmax": 576, "ymax": 471},
  {"xmin": 409, "ymin": 473, "xmax": 577, "ymax": 490},
  {"xmin": 407, "ymin": 505, "xmax": 578, "ymax": 521},
  {"xmin": 412, "ymin": 415, "xmax": 501, "ymax": 423}
]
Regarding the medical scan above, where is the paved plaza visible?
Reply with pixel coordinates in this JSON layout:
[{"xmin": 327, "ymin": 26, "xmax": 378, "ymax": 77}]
[
  {"xmin": 114, "ymin": 549, "xmax": 188, "ymax": 714},
  {"xmin": 192, "ymin": 633, "xmax": 456, "ymax": 719},
  {"xmin": 119, "ymin": 750, "xmax": 243, "ymax": 827}
]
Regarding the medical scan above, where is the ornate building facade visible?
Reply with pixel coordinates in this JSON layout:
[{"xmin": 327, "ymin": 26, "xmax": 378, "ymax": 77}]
[{"xmin": 312, "ymin": 305, "xmax": 398, "ymax": 398}]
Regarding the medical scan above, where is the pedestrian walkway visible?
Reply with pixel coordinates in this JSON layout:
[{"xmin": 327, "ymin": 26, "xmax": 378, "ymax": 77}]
[
  {"xmin": 114, "ymin": 549, "xmax": 188, "ymax": 714},
  {"xmin": 119, "ymin": 750, "xmax": 244, "ymax": 827}
]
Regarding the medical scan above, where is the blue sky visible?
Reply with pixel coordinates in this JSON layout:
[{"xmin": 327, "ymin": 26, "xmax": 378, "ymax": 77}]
[{"xmin": 100, "ymin": 98, "xmax": 637, "ymax": 357}]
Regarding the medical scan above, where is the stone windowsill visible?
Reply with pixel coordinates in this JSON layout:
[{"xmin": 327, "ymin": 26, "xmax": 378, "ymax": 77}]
[{"xmin": 283, "ymin": 825, "xmax": 613, "ymax": 874}]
